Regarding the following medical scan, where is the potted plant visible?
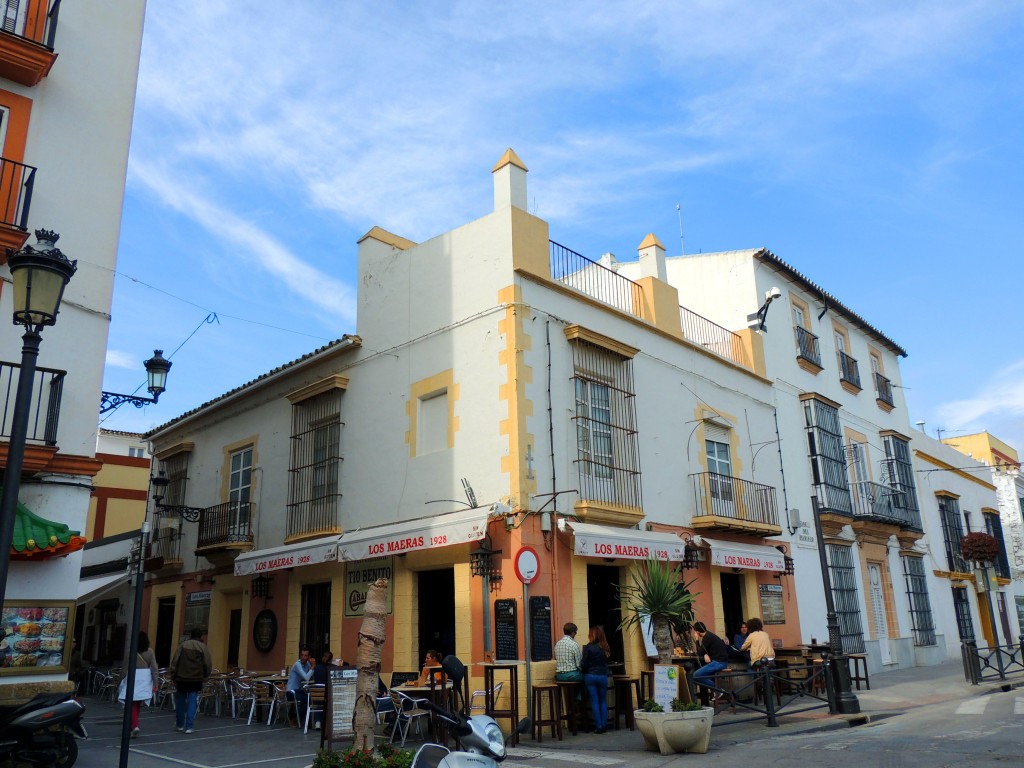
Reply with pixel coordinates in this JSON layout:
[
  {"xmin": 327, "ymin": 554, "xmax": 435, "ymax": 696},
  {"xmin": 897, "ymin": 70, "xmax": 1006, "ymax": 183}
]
[{"xmin": 619, "ymin": 559, "xmax": 711, "ymax": 754}]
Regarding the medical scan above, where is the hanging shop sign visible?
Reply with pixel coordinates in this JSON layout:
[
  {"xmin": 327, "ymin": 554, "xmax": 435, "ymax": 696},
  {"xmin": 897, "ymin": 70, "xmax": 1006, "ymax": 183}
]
[
  {"xmin": 344, "ymin": 557, "xmax": 395, "ymax": 617},
  {"xmin": 568, "ymin": 521, "xmax": 687, "ymax": 561},
  {"xmin": 337, "ymin": 507, "xmax": 489, "ymax": 562}
]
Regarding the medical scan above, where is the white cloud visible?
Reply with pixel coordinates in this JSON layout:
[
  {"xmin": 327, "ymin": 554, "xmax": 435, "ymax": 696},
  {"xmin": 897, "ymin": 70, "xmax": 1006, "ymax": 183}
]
[
  {"xmin": 105, "ymin": 350, "xmax": 140, "ymax": 369},
  {"xmin": 936, "ymin": 360, "xmax": 1024, "ymax": 449}
]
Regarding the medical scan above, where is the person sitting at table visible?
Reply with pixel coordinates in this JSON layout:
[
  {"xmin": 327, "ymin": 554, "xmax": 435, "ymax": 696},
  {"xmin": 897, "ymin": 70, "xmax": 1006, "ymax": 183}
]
[
  {"xmin": 729, "ymin": 622, "xmax": 750, "ymax": 661},
  {"xmin": 312, "ymin": 650, "xmax": 337, "ymax": 686},
  {"xmin": 740, "ymin": 618, "xmax": 775, "ymax": 669},
  {"xmin": 286, "ymin": 646, "xmax": 316, "ymax": 727},
  {"xmin": 554, "ymin": 623, "xmax": 583, "ymax": 682},
  {"xmin": 691, "ymin": 622, "xmax": 730, "ymax": 698},
  {"xmin": 416, "ymin": 649, "xmax": 444, "ymax": 687}
]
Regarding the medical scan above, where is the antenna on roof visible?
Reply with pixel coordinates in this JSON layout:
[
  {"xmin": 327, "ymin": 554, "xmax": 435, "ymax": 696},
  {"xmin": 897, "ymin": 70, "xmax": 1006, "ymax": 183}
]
[{"xmin": 676, "ymin": 203, "xmax": 684, "ymax": 255}]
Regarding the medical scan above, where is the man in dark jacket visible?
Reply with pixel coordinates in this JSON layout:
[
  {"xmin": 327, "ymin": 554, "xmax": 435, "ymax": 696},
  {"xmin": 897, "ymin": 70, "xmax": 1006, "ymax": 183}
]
[
  {"xmin": 170, "ymin": 628, "xmax": 213, "ymax": 734},
  {"xmin": 690, "ymin": 621, "xmax": 729, "ymax": 693}
]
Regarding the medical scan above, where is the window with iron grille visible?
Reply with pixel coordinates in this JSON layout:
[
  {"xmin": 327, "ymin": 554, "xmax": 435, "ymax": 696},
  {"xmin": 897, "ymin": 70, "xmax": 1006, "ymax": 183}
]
[
  {"xmin": 826, "ymin": 544, "xmax": 865, "ymax": 653},
  {"xmin": 288, "ymin": 389, "xmax": 343, "ymax": 537},
  {"xmin": 984, "ymin": 512, "xmax": 1011, "ymax": 579},
  {"xmin": 882, "ymin": 434, "xmax": 920, "ymax": 526},
  {"xmin": 902, "ymin": 556, "xmax": 936, "ymax": 646},
  {"xmin": 951, "ymin": 586, "xmax": 975, "ymax": 641},
  {"xmin": 570, "ymin": 340, "xmax": 641, "ymax": 509},
  {"xmin": 803, "ymin": 397, "xmax": 853, "ymax": 515},
  {"xmin": 159, "ymin": 453, "xmax": 189, "ymax": 507},
  {"xmin": 938, "ymin": 495, "xmax": 969, "ymax": 573}
]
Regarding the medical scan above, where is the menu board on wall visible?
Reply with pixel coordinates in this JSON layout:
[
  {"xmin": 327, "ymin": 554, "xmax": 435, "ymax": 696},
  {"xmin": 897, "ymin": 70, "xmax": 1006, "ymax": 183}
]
[
  {"xmin": 0, "ymin": 601, "xmax": 75, "ymax": 676},
  {"xmin": 494, "ymin": 599, "xmax": 518, "ymax": 661},
  {"xmin": 529, "ymin": 596, "xmax": 552, "ymax": 662},
  {"xmin": 323, "ymin": 667, "xmax": 358, "ymax": 749},
  {"xmin": 758, "ymin": 583, "xmax": 786, "ymax": 625}
]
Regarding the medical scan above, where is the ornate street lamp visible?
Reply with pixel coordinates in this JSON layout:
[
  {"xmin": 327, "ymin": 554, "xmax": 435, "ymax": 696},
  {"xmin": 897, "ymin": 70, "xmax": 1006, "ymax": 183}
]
[
  {"xmin": 149, "ymin": 470, "xmax": 205, "ymax": 522},
  {"xmin": 99, "ymin": 349, "xmax": 172, "ymax": 414},
  {"xmin": 0, "ymin": 230, "xmax": 77, "ymax": 606}
]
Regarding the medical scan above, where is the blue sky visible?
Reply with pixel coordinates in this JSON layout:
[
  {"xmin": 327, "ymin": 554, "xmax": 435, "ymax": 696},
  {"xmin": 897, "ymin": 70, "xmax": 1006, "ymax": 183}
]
[{"xmin": 100, "ymin": 1, "xmax": 1024, "ymax": 453}]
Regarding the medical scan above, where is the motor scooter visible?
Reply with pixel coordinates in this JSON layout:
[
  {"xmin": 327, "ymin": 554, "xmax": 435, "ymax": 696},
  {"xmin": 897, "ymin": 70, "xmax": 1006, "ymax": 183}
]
[
  {"xmin": 0, "ymin": 690, "xmax": 87, "ymax": 767},
  {"xmin": 409, "ymin": 700, "xmax": 531, "ymax": 768}
]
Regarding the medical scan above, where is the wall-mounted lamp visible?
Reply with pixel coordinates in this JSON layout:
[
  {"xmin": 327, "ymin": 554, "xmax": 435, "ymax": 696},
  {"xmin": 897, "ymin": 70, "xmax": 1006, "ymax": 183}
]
[
  {"xmin": 100, "ymin": 350, "xmax": 172, "ymax": 414},
  {"xmin": 747, "ymin": 286, "xmax": 783, "ymax": 331}
]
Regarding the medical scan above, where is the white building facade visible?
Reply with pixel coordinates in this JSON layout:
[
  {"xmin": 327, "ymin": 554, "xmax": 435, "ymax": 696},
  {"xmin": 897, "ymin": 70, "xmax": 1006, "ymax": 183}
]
[{"xmin": 0, "ymin": 1, "xmax": 147, "ymax": 695}]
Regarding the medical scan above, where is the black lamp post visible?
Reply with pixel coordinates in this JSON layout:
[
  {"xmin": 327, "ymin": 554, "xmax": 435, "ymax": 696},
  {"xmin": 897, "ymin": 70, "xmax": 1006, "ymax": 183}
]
[
  {"xmin": 118, "ymin": 518, "xmax": 150, "ymax": 768},
  {"xmin": 0, "ymin": 230, "xmax": 76, "ymax": 607},
  {"xmin": 811, "ymin": 499, "xmax": 861, "ymax": 714},
  {"xmin": 99, "ymin": 349, "xmax": 172, "ymax": 414}
]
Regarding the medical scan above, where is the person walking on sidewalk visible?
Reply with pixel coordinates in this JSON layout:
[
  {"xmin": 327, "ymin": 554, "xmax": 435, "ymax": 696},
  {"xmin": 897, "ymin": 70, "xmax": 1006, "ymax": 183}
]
[
  {"xmin": 580, "ymin": 626, "xmax": 611, "ymax": 734},
  {"xmin": 119, "ymin": 632, "xmax": 159, "ymax": 738},
  {"xmin": 170, "ymin": 628, "xmax": 213, "ymax": 734}
]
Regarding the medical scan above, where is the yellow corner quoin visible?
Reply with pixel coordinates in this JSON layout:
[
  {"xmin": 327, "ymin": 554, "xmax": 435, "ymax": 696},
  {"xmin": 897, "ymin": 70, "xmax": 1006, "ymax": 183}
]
[
  {"xmin": 498, "ymin": 284, "xmax": 536, "ymax": 503},
  {"xmin": 492, "ymin": 148, "xmax": 528, "ymax": 173}
]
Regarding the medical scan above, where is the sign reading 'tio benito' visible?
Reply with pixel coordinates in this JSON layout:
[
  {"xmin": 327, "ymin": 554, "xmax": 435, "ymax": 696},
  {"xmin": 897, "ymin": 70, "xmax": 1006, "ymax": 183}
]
[{"xmin": 344, "ymin": 557, "xmax": 394, "ymax": 617}]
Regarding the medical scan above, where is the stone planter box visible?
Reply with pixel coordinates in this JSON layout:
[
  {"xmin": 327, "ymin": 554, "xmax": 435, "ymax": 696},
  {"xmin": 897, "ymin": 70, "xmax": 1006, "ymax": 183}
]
[{"xmin": 634, "ymin": 708, "xmax": 713, "ymax": 755}]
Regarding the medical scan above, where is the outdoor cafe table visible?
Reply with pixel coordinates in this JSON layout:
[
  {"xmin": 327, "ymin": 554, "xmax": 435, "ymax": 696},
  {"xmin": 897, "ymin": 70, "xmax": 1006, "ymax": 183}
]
[{"xmin": 474, "ymin": 661, "xmax": 524, "ymax": 746}]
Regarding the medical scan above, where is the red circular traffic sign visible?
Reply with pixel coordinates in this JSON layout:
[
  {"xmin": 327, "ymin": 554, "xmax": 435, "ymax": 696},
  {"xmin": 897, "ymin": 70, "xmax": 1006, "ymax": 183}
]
[{"xmin": 514, "ymin": 546, "xmax": 540, "ymax": 584}]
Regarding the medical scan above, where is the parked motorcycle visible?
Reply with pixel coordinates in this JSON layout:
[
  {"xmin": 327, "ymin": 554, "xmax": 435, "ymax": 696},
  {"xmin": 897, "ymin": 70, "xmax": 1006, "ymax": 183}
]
[
  {"xmin": 410, "ymin": 700, "xmax": 531, "ymax": 768},
  {"xmin": 0, "ymin": 690, "xmax": 87, "ymax": 767}
]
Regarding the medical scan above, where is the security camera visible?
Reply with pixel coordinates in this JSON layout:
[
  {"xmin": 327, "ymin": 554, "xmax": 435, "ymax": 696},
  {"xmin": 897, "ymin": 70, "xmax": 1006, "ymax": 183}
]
[{"xmin": 765, "ymin": 286, "xmax": 782, "ymax": 302}]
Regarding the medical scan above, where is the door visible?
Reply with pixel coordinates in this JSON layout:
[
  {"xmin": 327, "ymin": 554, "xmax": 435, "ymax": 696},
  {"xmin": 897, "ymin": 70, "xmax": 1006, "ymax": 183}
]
[
  {"xmin": 300, "ymin": 582, "xmax": 332, "ymax": 662},
  {"xmin": 418, "ymin": 569, "xmax": 455, "ymax": 661},
  {"xmin": 227, "ymin": 609, "xmax": 242, "ymax": 667},
  {"xmin": 155, "ymin": 597, "xmax": 177, "ymax": 667},
  {"xmin": 705, "ymin": 427, "xmax": 735, "ymax": 517},
  {"xmin": 229, "ymin": 446, "xmax": 253, "ymax": 534},
  {"xmin": 719, "ymin": 572, "xmax": 745, "ymax": 643},
  {"xmin": 587, "ymin": 564, "xmax": 625, "ymax": 663},
  {"xmin": 868, "ymin": 564, "xmax": 892, "ymax": 664}
]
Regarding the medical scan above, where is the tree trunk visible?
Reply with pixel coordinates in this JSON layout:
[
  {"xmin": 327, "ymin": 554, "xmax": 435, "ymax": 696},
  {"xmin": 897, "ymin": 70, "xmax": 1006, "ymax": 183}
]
[
  {"xmin": 652, "ymin": 615, "xmax": 674, "ymax": 665},
  {"xmin": 351, "ymin": 578, "xmax": 389, "ymax": 751}
]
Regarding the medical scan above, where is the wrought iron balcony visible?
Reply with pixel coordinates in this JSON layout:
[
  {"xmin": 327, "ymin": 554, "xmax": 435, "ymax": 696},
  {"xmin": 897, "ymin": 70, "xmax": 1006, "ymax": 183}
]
[
  {"xmin": 838, "ymin": 351, "xmax": 861, "ymax": 389},
  {"xmin": 152, "ymin": 527, "xmax": 182, "ymax": 566},
  {"xmin": 0, "ymin": 158, "xmax": 36, "ymax": 253},
  {"xmin": 679, "ymin": 305, "xmax": 749, "ymax": 368},
  {"xmin": 794, "ymin": 326, "xmax": 821, "ymax": 368},
  {"xmin": 0, "ymin": 0, "xmax": 61, "ymax": 86},
  {"xmin": 874, "ymin": 372, "xmax": 894, "ymax": 407},
  {"xmin": 849, "ymin": 480, "xmax": 913, "ymax": 526},
  {"xmin": 287, "ymin": 496, "xmax": 340, "ymax": 540},
  {"xmin": 1, "ymin": 359, "xmax": 64, "ymax": 445},
  {"xmin": 550, "ymin": 241, "xmax": 643, "ymax": 318},
  {"xmin": 196, "ymin": 501, "xmax": 254, "ymax": 550},
  {"xmin": 690, "ymin": 472, "xmax": 781, "ymax": 533}
]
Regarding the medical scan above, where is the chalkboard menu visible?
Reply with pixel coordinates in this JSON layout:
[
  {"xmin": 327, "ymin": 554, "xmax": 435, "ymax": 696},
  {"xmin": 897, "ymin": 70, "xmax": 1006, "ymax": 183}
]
[
  {"xmin": 388, "ymin": 671, "xmax": 419, "ymax": 688},
  {"xmin": 529, "ymin": 596, "xmax": 552, "ymax": 662},
  {"xmin": 494, "ymin": 599, "xmax": 518, "ymax": 660},
  {"xmin": 323, "ymin": 667, "xmax": 358, "ymax": 750},
  {"xmin": 758, "ymin": 583, "xmax": 786, "ymax": 625}
]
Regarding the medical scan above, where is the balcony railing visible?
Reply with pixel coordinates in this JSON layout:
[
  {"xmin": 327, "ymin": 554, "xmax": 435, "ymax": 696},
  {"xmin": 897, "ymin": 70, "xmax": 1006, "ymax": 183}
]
[
  {"xmin": 152, "ymin": 528, "xmax": 182, "ymax": 564},
  {"xmin": 849, "ymin": 480, "xmax": 913, "ymax": 526},
  {"xmin": 287, "ymin": 496, "xmax": 340, "ymax": 539},
  {"xmin": 679, "ymin": 305, "xmax": 748, "ymax": 367},
  {"xmin": 838, "ymin": 351, "xmax": 861, "ymax": 388},
  {"xmin": 0, "ymin": 158, "xmax": 36, "ymax": 233},
  {"xmin": 874, "ymin": 372, "xmax": 894, "ymax": 407},
  {"xmin": 1, "ymin": 0, "xmax": 61, "ymax": 49},
  {"xmin": 691, "ymin": 472, "xmax": 780, "ymax": 528},
  {"xmin": 795, "ymin": 326, "xmax": 821, "ymax": 367},
  {"xmin": 1, "ymin": 359, "xmax": 64, "ymax": 445},
  {"xmin": 550, "ymin": 241, "xmax": 643, "ymax": 318},
  {"xmin": 197, "ymin": 501, "xmax": 254, "ymax": 549}
]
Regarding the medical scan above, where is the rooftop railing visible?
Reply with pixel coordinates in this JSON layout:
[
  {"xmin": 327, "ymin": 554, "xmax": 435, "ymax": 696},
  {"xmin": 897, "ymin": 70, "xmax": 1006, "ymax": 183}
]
[
  {"xmin": 679, "ymin": 305, "xmax": 748, "ymax": 367},
  {"xmin": 549, "ymin": 241, "xmax": 643, "ymax": 318}
]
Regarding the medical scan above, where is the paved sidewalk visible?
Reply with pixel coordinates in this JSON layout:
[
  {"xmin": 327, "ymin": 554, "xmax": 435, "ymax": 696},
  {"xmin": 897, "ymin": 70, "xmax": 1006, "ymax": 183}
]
[{"xmin": 74, "ymin": 660, "xmax": 1020, "ymax": 766}]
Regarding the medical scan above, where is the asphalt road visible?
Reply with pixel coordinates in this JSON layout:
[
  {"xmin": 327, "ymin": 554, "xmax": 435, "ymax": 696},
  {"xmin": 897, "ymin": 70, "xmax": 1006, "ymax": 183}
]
[{"xmin": 72, "ymin": 687, "xmax": 1024, "ymax": 768}]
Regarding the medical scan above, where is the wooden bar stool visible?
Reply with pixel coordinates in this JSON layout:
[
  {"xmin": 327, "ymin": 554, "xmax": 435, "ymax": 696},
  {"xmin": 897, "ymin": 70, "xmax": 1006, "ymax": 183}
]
[
  {"xmin": 847, "ymin": 654, "xmax": 870, "ymax": 690},
  {"xmin": 555, "ymin": 680, "xmax": 581, "ymax": 736},
  {"xmin": 611, "ymin": 676, "xmax": 641, "ymax": 731},
  {"xmin": 531, "ymin": 684, "xmax": 562, "ymax": 742}
]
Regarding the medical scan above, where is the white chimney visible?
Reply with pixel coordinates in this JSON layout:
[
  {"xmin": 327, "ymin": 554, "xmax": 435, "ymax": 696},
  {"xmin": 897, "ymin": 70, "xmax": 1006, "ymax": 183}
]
[
  {"xmin": 492, "ymin": 148, "xmax": 528, "ymax": 210},
  {"xmin": 637, "ymin": 233, "xmax": 667, "ymax": 281}
]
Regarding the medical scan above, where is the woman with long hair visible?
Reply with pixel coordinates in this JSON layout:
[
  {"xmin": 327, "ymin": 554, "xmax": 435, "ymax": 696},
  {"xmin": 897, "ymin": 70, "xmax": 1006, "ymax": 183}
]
[
  {"xmin": 119, "ymin": 631, "xmax": 159, "ymax": 737},
  {"xmin": 580, "ymin": 626, "xmax": 611, "ymax": 733}
]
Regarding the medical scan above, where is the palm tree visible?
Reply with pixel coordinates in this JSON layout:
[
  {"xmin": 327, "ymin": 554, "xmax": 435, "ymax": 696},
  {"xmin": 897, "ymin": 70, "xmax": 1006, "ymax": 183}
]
[{"xmin": 617, "ymin": 558, "xmax": 697, "ymax": 664}]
